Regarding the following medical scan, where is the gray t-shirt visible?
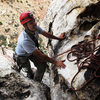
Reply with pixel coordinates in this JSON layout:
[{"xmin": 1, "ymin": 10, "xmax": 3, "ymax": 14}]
[{"xmin": 16, "ymin": 26, "xmax": 44, "ymax": 56}]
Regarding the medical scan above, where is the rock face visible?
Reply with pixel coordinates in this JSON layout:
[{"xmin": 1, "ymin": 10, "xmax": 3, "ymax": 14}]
[
  {"xmin": 41, "ymin": 0, "xmax": 100, "ymax": 100},
  {"xmin": 0, "ymin": 47, "xmax": 50, "ymax": 100},
  {"xmin": 0, "ymin": 0, "xmax": 100, "ymax": 100}
]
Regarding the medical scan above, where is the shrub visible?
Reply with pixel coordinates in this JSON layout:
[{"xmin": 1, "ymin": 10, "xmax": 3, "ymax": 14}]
[
  {"xmin": 17, "ymin": 0, "xmax": 19, "ymax": 2},
  {"xmin": 14, "ymin": 23, "xmax": 19, "ymax": 27},
  {"xmin": 26, "ymin": 0, "xmax": 28, "ymax": 3},
  {"xmin": 1, "ymin": 0, "xmax": 3, "ymax": 2},
  {"xmin": 5, "ymin": 28, "xmax": 10, "ymax": 33},
  {"xmin": 0, "ymin": 21, "xmax": 3, "ymax": 25},
  {"xmin": 20, "ymin": 0, "xmax": 23, "ymax": 3},
  {"xmin": 8, "ymin": 42, "xmax": 16, "ymax": 51},
  {"xmin": 0, "ymin": 35, "xmax": 6, "ymax": 41},
  {"xmin": 0, "ymin": 35, "xmax": 7, "ymax": 46}
]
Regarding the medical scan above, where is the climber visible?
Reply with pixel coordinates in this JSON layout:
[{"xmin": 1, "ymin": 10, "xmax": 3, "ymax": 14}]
[{"xmin": 13, "ymin": 12, "xmax": 66, "ymax": 82}]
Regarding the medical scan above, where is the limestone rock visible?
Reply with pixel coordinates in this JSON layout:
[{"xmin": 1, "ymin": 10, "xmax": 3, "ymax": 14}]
[
  {"xmin": 0, "ymin": 47, "xmax": 50, "ymax": 100},
  {"xmin": 41, "ymin": 0, "xmax": 100, "ymax": 100}
]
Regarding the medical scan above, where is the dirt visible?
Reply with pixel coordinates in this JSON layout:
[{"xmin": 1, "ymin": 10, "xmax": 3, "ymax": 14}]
[{"xmin": 0, "ymin": 0, "xmax": 51, "ymax": 49}]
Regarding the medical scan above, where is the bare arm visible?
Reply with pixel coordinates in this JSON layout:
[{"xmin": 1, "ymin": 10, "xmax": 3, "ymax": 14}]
[
  {"xmin": 32, "ymin": 49, "xmax": 66, "ymax": 69},
  {"xmin": 42, "ymin": 31, "xmax": 66, "ymax": 40}
]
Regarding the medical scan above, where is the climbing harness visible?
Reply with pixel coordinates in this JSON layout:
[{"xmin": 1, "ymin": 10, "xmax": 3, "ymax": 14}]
[{"xmin": 53, "ymin": 34, "xmax": 100, "ymax": 91}]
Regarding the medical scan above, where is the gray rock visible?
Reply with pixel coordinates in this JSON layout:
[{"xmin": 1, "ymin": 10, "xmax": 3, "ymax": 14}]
[
  {"xmin": 41, "ymin": 0, "xmax": 100, "ymax": 100},
  {"xmin": 0, "ymin": 47, "xmax": 50, "ymax": 100}
]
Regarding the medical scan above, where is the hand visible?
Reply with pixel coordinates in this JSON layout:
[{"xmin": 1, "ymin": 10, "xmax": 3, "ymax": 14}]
[
  {"xmin": 55, "ymin": 60, "xmax": 66, "ymax": 69},
  {"xmin": 59, "ymin": 32, "xmax": 66, "ymax": 40}
]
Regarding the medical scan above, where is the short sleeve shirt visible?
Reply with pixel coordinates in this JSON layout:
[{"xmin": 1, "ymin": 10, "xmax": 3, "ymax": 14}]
[{"xmin": 16, "ymin": 26, "xmax": 44, "ymax": 56}]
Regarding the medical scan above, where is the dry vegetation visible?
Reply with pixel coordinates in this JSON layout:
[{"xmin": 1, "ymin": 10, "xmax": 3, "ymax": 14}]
[{"xmin": 0, "ymin": 0, "xmax": 51, "ymax": 50}]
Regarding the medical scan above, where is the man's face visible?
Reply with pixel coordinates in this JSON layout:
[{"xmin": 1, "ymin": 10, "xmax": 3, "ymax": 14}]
[{"xmin": 27, "ymin": 19, "xmax": 37, "ymax": 32}]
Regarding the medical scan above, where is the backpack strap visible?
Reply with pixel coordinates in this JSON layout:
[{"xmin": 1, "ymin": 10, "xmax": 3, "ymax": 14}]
[{"xmin": 25, "ymin": 30, "xmax": 39, "ymax": 47}]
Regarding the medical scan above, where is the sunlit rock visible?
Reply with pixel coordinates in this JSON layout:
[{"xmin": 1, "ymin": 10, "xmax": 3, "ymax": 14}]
[{"xmin": 41, "ymin": 0, "xmax": 100, "ymax": 100}]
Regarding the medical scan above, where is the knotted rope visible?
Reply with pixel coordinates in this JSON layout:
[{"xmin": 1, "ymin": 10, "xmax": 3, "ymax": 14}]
[{"xmin": 53, "ymin": 34, "xmax": 100, "ymax": 91}]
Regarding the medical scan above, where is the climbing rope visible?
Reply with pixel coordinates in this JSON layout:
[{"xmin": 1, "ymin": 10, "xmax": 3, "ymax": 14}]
[{"xmin": 53, "ymin": 34, "xmax": 100, "ymax": 91}]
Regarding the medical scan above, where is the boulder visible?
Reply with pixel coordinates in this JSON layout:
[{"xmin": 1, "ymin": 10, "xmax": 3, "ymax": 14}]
[{"xmin": 0, "ymin": 47, "xmax": 50, "ymax": 100}]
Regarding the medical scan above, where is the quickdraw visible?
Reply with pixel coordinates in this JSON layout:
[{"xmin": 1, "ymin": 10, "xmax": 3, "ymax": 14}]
[{"xmin": 53, "ymin": 34, "xmax": 100, "ymax": 91}]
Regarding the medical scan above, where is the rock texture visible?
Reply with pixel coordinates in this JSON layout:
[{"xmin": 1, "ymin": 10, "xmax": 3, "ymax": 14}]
[
  {"xmin": 41, "ymin": 0, "xmax": 100, "ymax": 100},
  {"xmin": 0, "ymin": 0, "xmax": 100, "ymax": 100},
  {"xmin": 0, "ymin": 47, "xmax": 50, "ymax": 100}
]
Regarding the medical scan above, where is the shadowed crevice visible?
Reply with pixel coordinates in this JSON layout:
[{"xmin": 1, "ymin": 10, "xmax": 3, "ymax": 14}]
[{"xmin": 78, "ymin": 1, "xmax": 100, "ymax": 20}]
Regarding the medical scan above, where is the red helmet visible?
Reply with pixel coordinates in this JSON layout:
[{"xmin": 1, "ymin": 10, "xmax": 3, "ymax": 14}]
[{"xmin": 20, "ymin": 12, "xmax": 34, "ymax": 25}]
